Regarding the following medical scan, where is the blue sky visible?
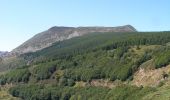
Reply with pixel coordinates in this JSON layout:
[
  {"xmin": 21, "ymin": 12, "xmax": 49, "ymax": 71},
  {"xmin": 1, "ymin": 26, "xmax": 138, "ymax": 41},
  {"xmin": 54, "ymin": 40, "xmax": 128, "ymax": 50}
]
[{"xmin": 0, "ymin": 0, "xmax": 170, "ymax": 51}]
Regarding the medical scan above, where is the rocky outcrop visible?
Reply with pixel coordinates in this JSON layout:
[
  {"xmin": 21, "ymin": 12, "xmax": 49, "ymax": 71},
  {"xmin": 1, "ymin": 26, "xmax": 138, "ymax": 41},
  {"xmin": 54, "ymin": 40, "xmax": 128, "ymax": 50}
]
[{"xmin": 12, "ymin": 25, "xmax": 137, "ymax": 54}]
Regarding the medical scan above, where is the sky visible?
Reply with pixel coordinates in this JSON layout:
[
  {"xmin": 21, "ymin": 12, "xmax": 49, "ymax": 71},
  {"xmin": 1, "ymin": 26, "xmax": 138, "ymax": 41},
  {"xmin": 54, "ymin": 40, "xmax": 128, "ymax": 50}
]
[{"xmin": 0, "ymin": 0, "xmax": 170, "ymax": 51}]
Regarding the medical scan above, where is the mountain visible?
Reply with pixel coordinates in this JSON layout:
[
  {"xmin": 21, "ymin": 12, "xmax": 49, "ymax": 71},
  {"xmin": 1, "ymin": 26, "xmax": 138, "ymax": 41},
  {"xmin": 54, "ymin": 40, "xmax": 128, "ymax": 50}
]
[
  {"xmin": 0, "ymin": 51, "xmax": 5, "ymax": 56},
  {"xmin": 12, "ymin": 25, "xmax": 136, "ymax": 54},
  {"xmin": 0, "ymin": 51, "xmax": 9, "ymax": 57}
]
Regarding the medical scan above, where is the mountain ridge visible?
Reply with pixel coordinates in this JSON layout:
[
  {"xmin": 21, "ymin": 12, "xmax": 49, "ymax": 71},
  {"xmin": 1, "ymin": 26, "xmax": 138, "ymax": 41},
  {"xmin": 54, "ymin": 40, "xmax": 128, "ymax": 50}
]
[{"xmin": 12, "ymin": 25, "xmax": 137, "ymax": 54}]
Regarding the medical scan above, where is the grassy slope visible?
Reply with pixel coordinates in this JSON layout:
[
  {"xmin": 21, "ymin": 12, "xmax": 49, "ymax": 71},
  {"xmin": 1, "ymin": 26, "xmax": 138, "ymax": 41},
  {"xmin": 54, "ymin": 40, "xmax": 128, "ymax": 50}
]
[{"xmin": 143, "ymin": 86, "xmax": 170, "ymax": 100}]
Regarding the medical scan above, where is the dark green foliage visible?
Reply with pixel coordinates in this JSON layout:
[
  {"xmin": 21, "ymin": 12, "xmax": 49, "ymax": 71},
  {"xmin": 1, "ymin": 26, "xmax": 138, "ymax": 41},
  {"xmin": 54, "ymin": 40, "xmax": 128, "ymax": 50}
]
[
  {"xmin": 32, "ymin": 62, "xmax": 57, "ymax": 80},
  {"xmin": 62, "ymin": 47, "xmax": 151, "ymax": 81},
  {"xmin": 9, "ymin": 84, "xmax": 156, "ymax": 100},
  {"xmin": 65, "ymin": 67, "xmax": 101, "ymax": 82},
  {"xmin": 0, "ymin": 68, "xmax": 30, "ymax": 85},
  {"xmin": 9, "ymin": 84, "xmax": 109, "ymax": 100},
  {"xmin": 154, "ymin": 49, "xmax": 170, "ymax": 68},
  {"xmin": 2, "ymin": 32, "xmax": 170, "ymax": 84},
  {"xmin": 9, "ymin": 84, "xmax": 45, "ymax": 100},
  {"xmin": 113, "ymin": 47, "xmax": 129, "ymax": 59},
  {"xmin": 23, "ymin": 32, "xmax": 170, "ymax": 63},
  {"xmin": 15, "ymin": 31, "xmax": 170, "ymax": 82}
]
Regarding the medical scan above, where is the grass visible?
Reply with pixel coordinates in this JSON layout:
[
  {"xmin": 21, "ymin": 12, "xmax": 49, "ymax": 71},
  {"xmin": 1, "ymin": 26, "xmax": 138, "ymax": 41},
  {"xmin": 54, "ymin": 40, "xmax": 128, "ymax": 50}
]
[
  {"xmin": 143, "ymin": 86, "xmax": 170, "ymax": 100},
  {"xmin": 130, "ymin": 45, "xmax": 160, "ymax": 56}
]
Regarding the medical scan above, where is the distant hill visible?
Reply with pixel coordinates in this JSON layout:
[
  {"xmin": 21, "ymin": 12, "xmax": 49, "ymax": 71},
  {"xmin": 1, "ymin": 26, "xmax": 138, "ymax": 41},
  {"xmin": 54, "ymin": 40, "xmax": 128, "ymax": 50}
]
[
  {"xmin": 12, "ymin": 25, "xmax": 137, "ymax": 54},
  {"xmin": 0, "ymin": 51, "xmax": 9, "ymax": 57}
]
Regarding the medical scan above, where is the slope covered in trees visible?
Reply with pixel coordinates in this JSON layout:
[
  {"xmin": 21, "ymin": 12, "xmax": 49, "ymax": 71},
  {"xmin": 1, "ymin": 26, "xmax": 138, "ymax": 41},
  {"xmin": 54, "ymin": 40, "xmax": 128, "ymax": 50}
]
[{"xmin": 1, "ymin": 31, "xmax": 170, "ymax": 100}]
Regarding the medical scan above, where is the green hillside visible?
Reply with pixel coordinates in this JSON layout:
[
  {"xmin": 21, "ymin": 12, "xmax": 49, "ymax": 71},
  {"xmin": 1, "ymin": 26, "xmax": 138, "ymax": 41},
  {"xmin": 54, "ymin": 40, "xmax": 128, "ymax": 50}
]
[{"xmin": 1, "ymin": 31, "xmax": 170, "ymax": 100}]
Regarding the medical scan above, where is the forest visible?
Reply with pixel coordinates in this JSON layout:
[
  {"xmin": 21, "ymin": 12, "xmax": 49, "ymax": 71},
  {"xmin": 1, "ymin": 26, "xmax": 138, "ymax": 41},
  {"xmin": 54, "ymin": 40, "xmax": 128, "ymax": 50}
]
[{"xmin": 1, "ymin": 31, "xmax": 170, "ymax": 100}]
